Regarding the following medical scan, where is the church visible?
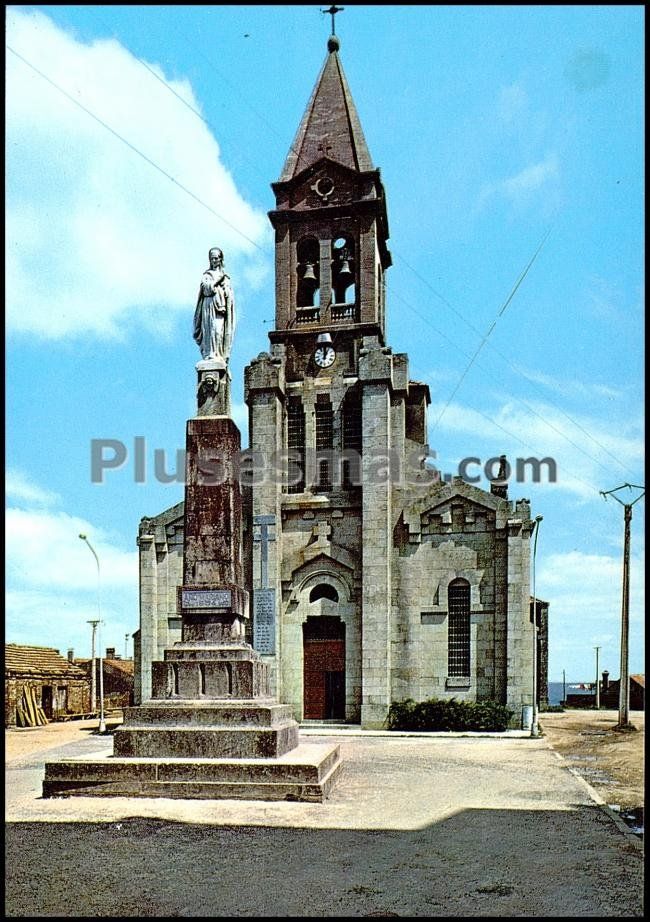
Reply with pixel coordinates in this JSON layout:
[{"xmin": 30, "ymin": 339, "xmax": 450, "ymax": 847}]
[{"xmin": 134, "ymin": 32, "xmax": 543, "ymax": 729}]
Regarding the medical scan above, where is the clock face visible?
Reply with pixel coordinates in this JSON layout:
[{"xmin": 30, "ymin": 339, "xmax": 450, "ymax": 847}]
[{"xmin": 314, "ymin": 345, "xmax": 336, "ymax": 368}]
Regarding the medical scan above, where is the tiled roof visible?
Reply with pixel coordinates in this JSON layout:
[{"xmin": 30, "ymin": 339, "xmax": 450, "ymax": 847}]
[
  {"xmin": 5, "ymin": 644, "xmax": 86, "ymax": 678},
  {"xmin": 630, "ymin": 674, "xmax": 645, "ymax": 688},
  {"xmin": 76, "ymin": 658, "xmax": 134, "ymax": 676}
]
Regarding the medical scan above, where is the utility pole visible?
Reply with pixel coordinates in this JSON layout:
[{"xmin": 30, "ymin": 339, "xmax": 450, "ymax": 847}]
[
  {"xmin": 87, "ymin": 619, "xmax": 99, "ymax": 713},
  {"xmin": 600, "ymin": 484, "xmax": 644, "ymax": 731},
  {"xmin": 562, "ymin": 669, "xmax": 566, "ymax": 707},
  {"xmin": 530, "ymin": 514, "xmax": 543, "ymax": 738},
  {"xmin": 594, "ymin": 646, "xmax": 601, "ymax": 708}
]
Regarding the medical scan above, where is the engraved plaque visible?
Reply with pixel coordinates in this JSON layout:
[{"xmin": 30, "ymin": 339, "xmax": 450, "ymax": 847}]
[
  {"xmin": 253, "ymin": 589, "xmax": 276, "ymax": 654},
  {"xmin": 181, "ymin": 589, "xmax": 232, "ymax": 610}
]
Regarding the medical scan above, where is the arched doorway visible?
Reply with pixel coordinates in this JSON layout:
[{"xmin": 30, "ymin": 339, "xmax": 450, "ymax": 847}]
[{"xmin": 303, "ymin": 613, "xmax": 346, "ymax": 719}]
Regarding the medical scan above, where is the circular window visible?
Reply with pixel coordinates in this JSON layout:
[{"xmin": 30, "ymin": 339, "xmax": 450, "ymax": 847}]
[
  {"xmin": 333, "ymin": 237, "xmax": 347, "ymax": 250},
  {"xmin": 315, "ymin": 177, "xmax": 335, "ymax": 198}
]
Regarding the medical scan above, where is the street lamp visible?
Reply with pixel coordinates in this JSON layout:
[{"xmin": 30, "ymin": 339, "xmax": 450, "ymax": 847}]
[
  {"xmin": 531, "ymin": 515, "xmax": 543, "ymax": 739},
  {"xmin": 79, "ymin": 533, "xmax": 106, "ymax": 733}
]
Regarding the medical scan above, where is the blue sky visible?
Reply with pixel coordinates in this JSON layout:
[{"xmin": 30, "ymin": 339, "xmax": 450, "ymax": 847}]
[{"xmin": 6, "ymin": 5, "xmax": 644, "ymax": 682}]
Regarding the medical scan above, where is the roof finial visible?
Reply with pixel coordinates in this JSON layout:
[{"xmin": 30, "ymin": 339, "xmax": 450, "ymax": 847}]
[{"xmin": 322, "ymin": 5, "xmax": 343, "ymax": 52}]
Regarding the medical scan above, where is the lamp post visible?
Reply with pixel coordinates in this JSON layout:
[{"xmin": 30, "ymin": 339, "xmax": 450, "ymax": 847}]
[
  {"xmin": 86, "ymin": 618, "xmax": 99, "ymax": 713},
  {"xmin": 79, "ymin": 534, "xmax": 106, "ymax": 733},
  {"xmin": 530, "ymin": 515, "xmax": 543, "ymax": 738}
]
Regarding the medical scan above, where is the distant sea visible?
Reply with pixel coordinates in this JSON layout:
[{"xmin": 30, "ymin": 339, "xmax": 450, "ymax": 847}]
[{"xmin": 547, "ymin": 681, "xmax": 594, "ymax": 706}]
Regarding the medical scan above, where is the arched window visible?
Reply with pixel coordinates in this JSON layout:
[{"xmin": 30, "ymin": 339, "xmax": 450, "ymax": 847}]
[
  {"xmin": 331, "ymin": 235, "xmax": 355, "ymax": 307},
  {"xmin": 297, "ymin": 237, "xmax": 320, "ymax": 308},
  {"xmin": 309, "ymin": 583, "xmax": 339, "ymax": 603},
  {"xmin": 448, "ymin": 579, "xmax": 470, "ymax": 677}
]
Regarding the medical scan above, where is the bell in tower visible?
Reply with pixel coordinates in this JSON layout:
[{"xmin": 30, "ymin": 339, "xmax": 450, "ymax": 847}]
[{"xmin": 331, "ymin": 236, "xmax": 355, "ymax": 307}]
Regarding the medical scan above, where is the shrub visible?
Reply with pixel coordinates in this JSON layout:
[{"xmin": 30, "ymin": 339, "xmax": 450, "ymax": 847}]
[{"xmin": 385, "ymin": 697, "xmax": 513, "ymax": 732}]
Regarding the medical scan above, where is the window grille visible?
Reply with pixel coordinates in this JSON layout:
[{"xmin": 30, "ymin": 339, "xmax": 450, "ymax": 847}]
[
  {"xmin": 448, "ymin": 580, "xmax": 470, "ymax": 677},
  {"xmin": 314, "ymin": 394, "xmax": 333, "ymax": 492},
  {"xmin": 343, "ymin": 389, "xmax": 362, "ymax": 452},
  {"xmin": 287, "ymin": 397, "xmax": 305, "ymax": 494},
  {"xmin": 342, "ymin": 388, "xmax": 362, "ymax": 489}
]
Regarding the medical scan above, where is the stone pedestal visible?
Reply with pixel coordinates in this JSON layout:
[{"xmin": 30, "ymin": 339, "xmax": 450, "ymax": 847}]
[{"xmin": 44, "ymin": 409, "xmax": 341, "ymax": 802}]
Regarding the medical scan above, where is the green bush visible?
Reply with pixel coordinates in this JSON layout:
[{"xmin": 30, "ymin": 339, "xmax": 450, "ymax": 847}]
[{"xmin": 385, "ymin": 697, "xmax": 513, "ymax": 732}]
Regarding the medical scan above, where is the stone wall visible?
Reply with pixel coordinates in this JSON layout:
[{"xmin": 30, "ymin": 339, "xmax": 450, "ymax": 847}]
[
  {"xmin": 5, "ymin": 677, "xmax": 88, "ymax": 726},
  {"xmin": 135, "ymin": 502, "xmax": 184, "ymax": 703}
]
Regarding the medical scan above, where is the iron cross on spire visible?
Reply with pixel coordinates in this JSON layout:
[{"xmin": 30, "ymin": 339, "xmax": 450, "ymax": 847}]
[{"xmin": 322, "ymin": 5, "xmax": 344, "ymax": 36}]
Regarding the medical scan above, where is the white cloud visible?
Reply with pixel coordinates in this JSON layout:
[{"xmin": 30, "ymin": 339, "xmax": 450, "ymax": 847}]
[
  {"xmin": 5, "ymin": 475, "xmax": 140, "ymax": 655},
  {"xmin": 501, "ymin": 155, "xmax": 559, "ymax": 198},
  {"xmin": 430, "ymin": 397, "xmax": 643, "ymax": 500},
  {"xmin": 6, "ymin": 8, "xmax": 271, "ymax": 340},
  {"xmin": 497, "ymin": 83, "xmax": 528, "ymax": 124},
  {"xmin": 540, "ymin": 549, "xmax": 645, "ymax": 675},
  {"xmin": 511, "ymin": 364, "xmax": 625, "ymax": 402},
  {"xmin": 6, "ymin": 507, "xmax": 138, "ymax": 591},
  {"xmin": 6, "ymin": 469, "xmax": 61, "ymax": 507},
  {"xmin": 478, "ymin": 155, "xmax": 560, "ymax": 211},
  {"xmin": 5, "ymin": 588, "xmax": 138, "ymax": 658},
  {"xmin": 231, "ymin": 401, "xmax": 249, "ymax": 438}
]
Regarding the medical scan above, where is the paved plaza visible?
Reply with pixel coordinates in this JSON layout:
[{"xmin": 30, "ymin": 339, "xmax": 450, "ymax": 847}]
[{"xmin": 5, "ymin": 722, "xmax": 643, "ymax": 917}]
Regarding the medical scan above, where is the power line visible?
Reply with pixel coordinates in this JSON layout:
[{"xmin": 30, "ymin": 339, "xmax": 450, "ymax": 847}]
[
  {"xmin": 90, "ymin": 12, "xmax": 274, "ymax": 188},
  {"xmin": 392, "ymin": 248, "xmax": 637, "ymax": 478},
  {"xmin": 174, "ymin": 23, "xmax": 336, "ymax": 179},
  {"xmin": 8, "ymin": 35, "xmax": 639, "ymax": 490},
  {"xmin": 427, "ymin": 389, "xmax": 599, "ymax": 497},
  {"xmin": 431, "ymin": 229, "xmax": 551, "ymax": 433},
  {"xmin": 171, "ymin": 25, "xmax": 633, "ymax": 480},
  {"xmin": 387, "ymin": 290, "xmax": 599, "ymax": 495},
  {"xmin": 7, "ymin": 44, "xmax": 269, "ymax": 255},
  {"xmin": 386, "ymin": 281, "xmax": 621, "ymax": 483}
]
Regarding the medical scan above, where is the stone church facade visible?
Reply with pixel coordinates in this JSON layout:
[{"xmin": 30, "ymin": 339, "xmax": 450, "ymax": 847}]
[{"xmin": 134, "ymin": 37, "xmax": 539, "ymax": 728}]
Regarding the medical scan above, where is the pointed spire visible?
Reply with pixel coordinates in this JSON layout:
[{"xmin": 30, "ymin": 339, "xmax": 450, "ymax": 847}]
[{"xmin": 279, "ymin": 37, "xmax": 374, "ymax": 182}]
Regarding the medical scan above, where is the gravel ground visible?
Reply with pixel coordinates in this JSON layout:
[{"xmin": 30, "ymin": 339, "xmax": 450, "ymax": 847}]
[
  {"xmin": 539, "ymin": 709, "xmax": 644, "ymax": 811},
  {"xmin": 5, "ymin": 721, "xmax": 644, "ymax": 917}
]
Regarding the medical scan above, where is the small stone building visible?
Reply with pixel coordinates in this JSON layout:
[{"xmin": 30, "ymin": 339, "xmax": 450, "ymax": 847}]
[
  {"xmin": 5, "ymin": 644, "xmax": 89, "ymax": 727},
  {"xmin": 600, "ymin": 673, "xmax": 645, "ymax": 711},
  {"xmin": 134, "ymin": 36, "xmax": 542, "ymax": 728},
  {"xmin": 74, "ymin": 654, "xmax": 135, "ymax": 710}
]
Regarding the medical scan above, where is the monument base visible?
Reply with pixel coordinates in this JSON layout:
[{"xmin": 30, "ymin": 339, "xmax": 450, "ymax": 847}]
[
  {"xmin": 43, "ymin": 698, "xmax": 342, "ymax": 802},
  {"xmin": 42, "ymin": 742, "xmax": 341, "ymax": 803},
  {"xmin": 113, "ymin": 699, "xmax": 299, "ymax": 759}
]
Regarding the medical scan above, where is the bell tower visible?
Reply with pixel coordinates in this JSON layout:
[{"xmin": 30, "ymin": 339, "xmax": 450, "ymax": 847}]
[
  {"xmin": 268, "ymin": 32, "xmax": 392, "ymax": 368},
  {"xmin": 245, "ymin": 31, "xmax": 430, "ymax": 728}
]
